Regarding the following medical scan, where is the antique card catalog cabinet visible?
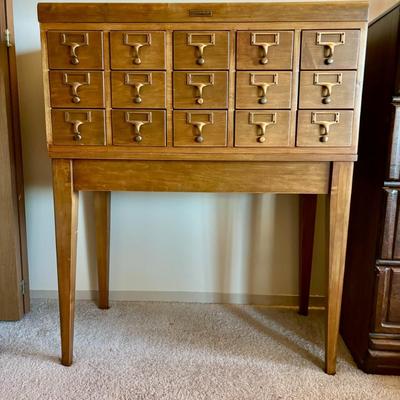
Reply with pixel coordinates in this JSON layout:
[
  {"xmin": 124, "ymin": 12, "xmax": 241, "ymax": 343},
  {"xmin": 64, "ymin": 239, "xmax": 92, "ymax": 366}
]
[{"xmin": 38, "ymin": 2, "xmax": 368, "ymax": 374}]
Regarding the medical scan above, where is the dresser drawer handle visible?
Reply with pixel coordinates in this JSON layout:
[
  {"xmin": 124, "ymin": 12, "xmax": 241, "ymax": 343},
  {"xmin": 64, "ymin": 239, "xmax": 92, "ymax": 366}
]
[
  {"xmin": 313, "ymin": 73, "xmax": 343, "ymax": 104},
  {"xmin": 250, "ymin": 73, "xmax": 278, "ymax": 104},
  {"xmin": 249, "ymin": 112, "xmax": 277, "ymax": 143},
  {"xmin": 60, "ymin": 32, "xmax": 89, "ymax": 65},
  {"xmin": 125, "ymin": 111, "xmax": 152, "ymax": 143},
  {"xmin": 186, "ymin": 112, "xmax": 214, "ymax": 143},
  {"xmin": 124, "ymin": 72, "xmax": 152, "ymax": 104},
  {"xmin": 316, "ymin": 32, "xmax": 345, "ymax": 65},
  {"xmin": 187, "ymin": 33, "xmax": 215, "ymax": 65},
  {"xmin": 311, "ymin": 112, "xmax": 340, "ymax": 143},
  {"xmin": 186, "ymin": 73, "xmax": 215, "ymax": 105},
  {"xmin": 64, "ymin": 111, "xmax": 92, "ymax": 141},
  {"xmin": 251, "ymin": 32, "xmax": 279, "ymax": 65},
  {"xmin": 123, "ymin": 33, "xmax": 151, "ymax": 65},
  {"xmin": 62, "ymin": 72, "xmax": 91, "ymax": 104}
]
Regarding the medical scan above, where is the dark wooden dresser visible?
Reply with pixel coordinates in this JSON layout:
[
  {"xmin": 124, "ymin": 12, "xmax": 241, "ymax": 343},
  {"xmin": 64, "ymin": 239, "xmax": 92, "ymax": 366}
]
[{"xmin": 341, "ymin": 3, "xmax": 400, "ymax": 375}]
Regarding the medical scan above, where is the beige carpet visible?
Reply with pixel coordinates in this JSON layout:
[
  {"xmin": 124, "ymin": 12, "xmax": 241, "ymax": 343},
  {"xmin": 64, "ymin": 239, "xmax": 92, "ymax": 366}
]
[{"xmin": 0, "ymin": 300, "xmax": 399, "ymax": 400}]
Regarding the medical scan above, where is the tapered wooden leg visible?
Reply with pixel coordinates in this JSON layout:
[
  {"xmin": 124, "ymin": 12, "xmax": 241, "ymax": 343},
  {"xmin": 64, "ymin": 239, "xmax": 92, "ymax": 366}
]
[
  {"xmin": 52, "ymin": 159, "xmax": 79, "ymax": 366},
  {"xmin": 325, "ymin": 162, "xmax": 353, "ymax": 375},
  {"xmin": 94, "ymin": 191, "xmax": 110, "ymax": 309},
  {"xmin": 299, "ymin": 194, "xmax": 317, "ymax": 316}
]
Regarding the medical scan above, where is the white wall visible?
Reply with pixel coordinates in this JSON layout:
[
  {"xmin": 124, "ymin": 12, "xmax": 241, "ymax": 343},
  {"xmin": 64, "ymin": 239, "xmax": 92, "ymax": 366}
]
[{"xmin": 14, "ymin": 0, "xmax": 333, "ymax": 303}]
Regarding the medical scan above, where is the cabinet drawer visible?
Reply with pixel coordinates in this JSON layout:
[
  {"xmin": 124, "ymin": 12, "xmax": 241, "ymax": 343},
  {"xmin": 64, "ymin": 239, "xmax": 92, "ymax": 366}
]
[
  {"xmin": 110, "ymin": 31, "xmax": 166, "ymax": 70},
  {"xmin": 174, "ymin": 31, "xmax": 229, "ymax": 70},
  {"xmin": 51, "ymin": 109, "xmax": 105, "ymax": 145},
  {"xmin": 301, "ymin": 30, "xmax": 360, "ymax": 70},
  {"xmin": 47, "ymin": 31, "xmax": 103, "ymax": 70},
  {"xmin": 173, "ymin": 110, "xmax": 227, "ymax": 147},
  {"xmin": 173, "ymin": 71, "xmax": 228, "ymax": 109},
  {"xmin": 236, "ymin": 31, "xmax": 293, "ymax": 70},
  {"xmin": 299, "ymin": 71, "xmax": 356, "ymax": 109},
  {"xmin": 49, "ymin": 71, "xmax": 104, "ymax": 108},
  {"xmin": 112, "ymin": 110, "xmax": 166, "ymax": 146},
  {"xmin": 111, "ymin": 71, "xmax": 166, "ymax": 108},
  {"xmin": 296, "ymin": 110, "xmax": 353, "ymax": 147},
  {"xmin": 236, "ymin": 71, "xmax": 291, "ymax": 109},
  {"xmin": 235, "ymin": 110, "xmax": 291, "ymax": 147}
]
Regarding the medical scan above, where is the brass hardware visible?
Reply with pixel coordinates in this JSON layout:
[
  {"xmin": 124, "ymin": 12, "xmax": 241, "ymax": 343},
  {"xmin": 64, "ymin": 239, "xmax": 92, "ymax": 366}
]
[
  {"xmin": 250, "ymin": 73, "xmax": 278, "ymax": 104},
  {"xmin": 311, "ymin": 111, "xmax": 340, "ymax": 143},
  {"xmin": 5, "ymin": 28, "xmax": 12, "ymax": 47},
  {"xmin": 60, "ymin": 32, "xmax": 89, "ymax": 65},
  {"xmin": 125, "ymin": 111, "xmax": 152, "ymax": 143},
  {"xmin": 251, "ymin": 32, "xmax": 279, "ymax": 65},
  {"xmin": 186, "ymin": 112, "xmax": 214, "ymax": 143},
  {"xmin": 313, "ymin": 73, "xmax": 343, "ymax": 104},
  {"xmin": 249, "ymin": 112, "xmax": 277, "ymax": 143},
  {"xmin": 186, "ymin": 73, "xmax": 215, "ymax": 104},
  {"xmin": 316, "ymin": 32, "xmax": 345, "ymax": 65},
  {"xmin": 64, "ymin": 111, "xmax": 92, "ymax": 141},
  {"xmin": 187, "ymin": 33, "xmax": 215, "ymax": 65},
  {"xmin": 124, "ymin": 33, "xmax": 152, "ymax": 65},
  {"xmin": 62, "ymin": 72, "xmax": 91, "ymax": 104},
  {"xmin": 124, "ymin": 72, "xmax": 153, "ymax": 104}
]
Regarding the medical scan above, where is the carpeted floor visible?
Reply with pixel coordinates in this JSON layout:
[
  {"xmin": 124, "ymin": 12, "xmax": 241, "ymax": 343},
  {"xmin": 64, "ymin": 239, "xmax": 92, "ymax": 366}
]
[{"xmin": 0, "ymin": 300, "xmax": 399, "ymax": 400}]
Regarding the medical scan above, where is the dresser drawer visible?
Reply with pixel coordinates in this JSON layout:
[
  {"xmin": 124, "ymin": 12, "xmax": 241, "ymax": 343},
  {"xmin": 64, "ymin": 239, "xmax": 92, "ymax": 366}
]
[
  {"xmin": 301, "ymin": 30, "xmax": 360, "ymax": 70},
  {"xmin": 297, "ymin": 110, "xmax": 353, "ymax": 147},
  {"xmin": 111, "ymin": 71, "xmax": 166, "ymax": 108},
  {"xmin": 299, "ymin": 71, "xmax": 356, "ymax": 109},
  {"xmin": 110, "ymin": 31, "xmax": 166, "ymax": 70},
  {"xmin": 173, "ymin": 71, "xmax": 228, "ymax": 109},
  {"xmin": 236, "ymin": 31, "xmax": 293, "ymax": 70},
  {"xmin": 235, "ymin": 110, "xmax": 291, "ymax": 147},
  {"xmin": 236, "ymin": 71, "xmax": 291, "ymax": 109},
  {"xmin": 51, "ymin": 109, "xmax": 105, "ymax": 145},
  {"xmin": 49, "ymin": 71, "xmax": 104, "ymax": 108},
  {"xmin": 112, "ymin": 110, "xmax": 166, "ymax": 146},
  {"xmin": 174, "ymin": 31, "xmax": 229, "ymax": 70},
  {"xmin": 173, "ymin": 110, "xmax": 227, "ymax": 147},
  {"xmin": 47, "ymin": 31, "xmax": 104, "ymax": 70}
]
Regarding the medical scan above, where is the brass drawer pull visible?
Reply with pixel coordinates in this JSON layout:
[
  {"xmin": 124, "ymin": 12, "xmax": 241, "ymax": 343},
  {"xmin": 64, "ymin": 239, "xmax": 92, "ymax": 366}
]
[
  {"xmin": 125, "ymin": 111, "xmax": 152, "ymax": 143},
  {"xmin": 250, "ymin": 73, "xmax": 278, "ymax": 104},
  {"xmin": 316, "ymin": 32, "xmax": 345, "ymax": 65},
  {"xmin": 62, "ymin": 72, "xmax": 91, "ymax": 104},
  {"xmin": 124, "ymin": 72, "xmax": 153, "ymax": 104},
  {"xmin": 187, "ymin": 33, "xmax": 215, "ymax": 65},
  {"xmin": 186, "ymin": 73, "xmax": 215, "ymax": 104},
  {"xmin": 64, "ymin": 111, "xmax": 92, "ymax": 141},
  {"xmin": 124, "ymin": 33, "xmax": 151, "ymax": 65},
  {"xmin": 251, "ymin": 32, "xmax": 279, "ymax": 65},
  {"xmin": 187, "ymin": 112, "xmax": 214, "ymax": 143},
  {"xmin": 313, "ymin": 73, "xmax": 343, "ymax": 104},
  {"xmin": 60, "ymin": 32, "xmax": 89, "ymax": 65},
  {"xmin": 249, "ymin": 112, "xmax": 277, "ymax": 143},
  {"xmin": 311, "ymin": 111, "xmax": 340, "ymax": 142}
]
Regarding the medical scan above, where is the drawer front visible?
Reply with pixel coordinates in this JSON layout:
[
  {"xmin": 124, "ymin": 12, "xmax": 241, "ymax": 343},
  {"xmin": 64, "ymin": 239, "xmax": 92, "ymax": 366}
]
[
  {"xmin": 236, "ymin": 31, "xmax": 293, "ymax": 70},
  {"xmin": 51, "ymin": 109, "xmax": 105, "ymax": 145},
  {"xmin": 47, "ymin": 31, "xmax": 103, "ymax": 70},
  {"xmin": 173, "ymin": 71, "xmax": 228, "ymax": 109},
  {"xmin": 110, "ymin": 31, "xmax": 166, "ymax": 70},
  {"xmin": 236, "ymin": 71, "xmax": 292, "ymax": 109},
  {"xmin": 111, "ymin": 71, "xmax": 166, "ymax": 108},
  {"xmin": 296, "ymin": 110, "xmax": 353, "ymax": 147},
  {"xmin": 301, "ymin": 30, "xmax": 360, "ymax": 70},
  {"xmin": 112, "ymin": 110, "xmax": 166, "ymax": 146},
  {"xmin": 235, "ymin": 110, "xmax": 291, "ymax": 147},
  {"xmin": 174, "ymin": 31, "xmax": 229, "ymax": 70},
  {"xmin": 49, "ymin": 71, "xmax": 104, "ymax": 108},
  {"xmin": 299, "ymin": 71, "xmax": 356, "ymax": 109},
  {"xmin": 173, "ymin": 110, "xmax": 227, "ymax": 147}
]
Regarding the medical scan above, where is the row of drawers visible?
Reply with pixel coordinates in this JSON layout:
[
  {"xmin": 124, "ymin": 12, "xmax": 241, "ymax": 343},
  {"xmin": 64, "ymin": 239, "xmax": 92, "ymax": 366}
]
[
  {"xmin": 47, "ymin": 30, "xmax": 360, "ymax": 71},
  {"xmin": 51, "ymin": 109, "xmax": 353, "ymax": 147},
  {"xmin": 49, "ymin": 70, "xmax": 357, "ymax": 109}
]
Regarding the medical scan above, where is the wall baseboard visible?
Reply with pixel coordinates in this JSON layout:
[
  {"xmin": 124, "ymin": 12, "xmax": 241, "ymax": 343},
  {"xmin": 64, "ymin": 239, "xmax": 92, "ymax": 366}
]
[{"xmin": 31, "ymin": 290, "xmax": 325, "ymax": 308}]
